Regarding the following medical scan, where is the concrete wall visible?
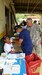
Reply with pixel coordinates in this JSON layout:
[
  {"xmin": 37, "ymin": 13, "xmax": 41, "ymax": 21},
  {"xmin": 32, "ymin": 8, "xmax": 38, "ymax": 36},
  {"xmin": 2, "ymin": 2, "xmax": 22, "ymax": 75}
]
[
  {"xmin": 0, "ymin": 0, "xmax": 5, "ymax": 39},
  {"xmin": 40, "ymin": 14, "xmax": 42, "ymax": 27},
  {"xmin": 0, "ymin": 0, "xmax": 15, "ymax": 39}
]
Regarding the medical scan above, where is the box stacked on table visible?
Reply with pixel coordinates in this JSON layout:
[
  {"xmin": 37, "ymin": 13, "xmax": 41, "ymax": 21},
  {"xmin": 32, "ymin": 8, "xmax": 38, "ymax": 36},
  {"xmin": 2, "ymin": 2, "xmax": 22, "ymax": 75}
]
[{"xmin": 3, "ymin": 53, "xmax": 27, "ymax": 75}]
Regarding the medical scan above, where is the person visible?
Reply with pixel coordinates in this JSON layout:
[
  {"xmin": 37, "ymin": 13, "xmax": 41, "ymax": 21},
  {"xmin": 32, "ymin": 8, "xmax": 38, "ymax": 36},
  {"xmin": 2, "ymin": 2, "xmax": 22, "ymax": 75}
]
[
  {"xmin": 4, "ymin": 36, "xmax": 15, "ymax": 54},
  {"xmin": 26, "ymin": 18, "xmax": 42, "ymax": 59},
  {"xmin": 20, "ymin": 20, "xmax": 27, "ymax": 29},
  {"xmin": 14, "ymin": 25, "xmax": 33, "ymax": 56},
  {"xmin": 26, "ymin": 18, "xmax": 32, "ymax": 31}
]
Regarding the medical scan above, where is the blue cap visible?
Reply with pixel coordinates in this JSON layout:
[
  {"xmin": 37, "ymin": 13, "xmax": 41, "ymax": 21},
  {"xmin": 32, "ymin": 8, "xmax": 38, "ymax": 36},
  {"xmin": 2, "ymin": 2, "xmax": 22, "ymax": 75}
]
[{"xmin": 14, "ymin": 25, "xmax": 21, "ymax": 30}]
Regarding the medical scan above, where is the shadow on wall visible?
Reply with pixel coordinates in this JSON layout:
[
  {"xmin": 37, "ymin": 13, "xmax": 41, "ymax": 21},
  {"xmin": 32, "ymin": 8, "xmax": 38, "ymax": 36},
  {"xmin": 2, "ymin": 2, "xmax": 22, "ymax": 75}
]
[{"xmin": 0, "ymin": 38, "xmax": 5, "ymax": 55}]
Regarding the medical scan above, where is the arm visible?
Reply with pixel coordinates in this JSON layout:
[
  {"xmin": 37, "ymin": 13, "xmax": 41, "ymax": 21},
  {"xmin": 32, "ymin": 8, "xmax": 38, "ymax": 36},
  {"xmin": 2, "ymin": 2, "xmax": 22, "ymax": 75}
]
[
  {"xmin": 17, "ymin": 39, "xmax": 23, "ymax": 45},
  {"xmin": 38, "ymin": 25, "xmax": 42, "ymax": 32},
  {"xmin": 9, "ymin": 50, "xmax": 15, "ymax": 54}
]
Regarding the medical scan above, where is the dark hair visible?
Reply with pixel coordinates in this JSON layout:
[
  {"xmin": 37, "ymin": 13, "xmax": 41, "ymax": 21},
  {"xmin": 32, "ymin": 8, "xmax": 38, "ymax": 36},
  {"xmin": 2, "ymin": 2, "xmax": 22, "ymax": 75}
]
[
  {"xmin": 34, "ymin": 20, "xmax": 37, "ymax": 23},
  {"xmin": 4, "ymin": 36, "xmax": 9, "ymax": 40},
  {"xmin": 22, "ymin": 21, "xmax": 26, "ymax": 26}
]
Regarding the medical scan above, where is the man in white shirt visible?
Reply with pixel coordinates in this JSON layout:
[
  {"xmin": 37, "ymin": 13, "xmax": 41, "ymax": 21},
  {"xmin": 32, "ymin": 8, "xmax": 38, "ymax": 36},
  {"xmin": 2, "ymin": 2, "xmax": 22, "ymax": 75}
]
[{"xmin": 4, "ymin": 36, "xmax": 15, "ymax": 54}]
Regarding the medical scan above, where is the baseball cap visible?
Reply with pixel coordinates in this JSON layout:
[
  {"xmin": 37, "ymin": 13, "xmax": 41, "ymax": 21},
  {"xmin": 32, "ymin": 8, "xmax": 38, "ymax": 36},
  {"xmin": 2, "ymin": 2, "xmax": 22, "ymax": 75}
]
[{"xmin": 14, "ymin": 25, "xmax": 22, "ymax": 31}]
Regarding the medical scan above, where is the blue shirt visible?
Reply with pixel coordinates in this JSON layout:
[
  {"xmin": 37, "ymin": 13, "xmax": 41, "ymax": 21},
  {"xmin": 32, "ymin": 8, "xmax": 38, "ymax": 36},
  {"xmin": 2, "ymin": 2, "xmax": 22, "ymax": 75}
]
[{"xmin": 19, "ymin": 29, "xmax": 33, "ymax": 56}]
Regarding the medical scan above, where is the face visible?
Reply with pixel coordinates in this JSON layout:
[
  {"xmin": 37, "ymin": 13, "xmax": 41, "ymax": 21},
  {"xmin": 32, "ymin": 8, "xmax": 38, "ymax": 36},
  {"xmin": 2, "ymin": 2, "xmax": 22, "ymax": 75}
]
[
  {"xmin": 26, "ymin": 20, "xmax": 32, "ymax": 27},
  {"xmin": 16, "ymin": 28, "xmax": 21, "ymax": 33},
  {"xmin": 5, "ymin": 37, "xmax": 10, "ymax": 43}
]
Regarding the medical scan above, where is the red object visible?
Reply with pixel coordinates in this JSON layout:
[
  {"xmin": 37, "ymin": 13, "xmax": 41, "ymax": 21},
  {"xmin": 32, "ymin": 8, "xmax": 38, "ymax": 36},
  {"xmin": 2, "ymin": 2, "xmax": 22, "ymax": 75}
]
[
  {"xmin": 25, "ymin": 53, "xmax": 34, "ymax": 63},
  {"xmin": 25, "ymin": 53, "xmax": 41, "ymax": 63},
  {"xmin": 25, "ymin": 53, "xmax": 41, "ymax": 75},
  {"xmin": 29, "ymin": 60, "xmax": 41, "ymax": 67},
  {"xmin": 29, "ymin": 73, "xmax": 39, "ymax": 75}
]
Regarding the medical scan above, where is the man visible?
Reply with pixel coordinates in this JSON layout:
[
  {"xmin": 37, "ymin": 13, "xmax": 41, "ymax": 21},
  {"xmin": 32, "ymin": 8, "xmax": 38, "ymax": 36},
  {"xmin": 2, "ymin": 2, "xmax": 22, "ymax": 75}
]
[
  {"xmin": 21, "ymin": 20, "xmax": 27, "ymax": 29},
  {"xmin": 26, "ymin": 18, "xmax": 42, "ymax": 59},
  {"xmin": 14, "ymin": 25, "xmax": 33, "ymax": 56},
  {"xmin": 4, "ymin": 36, "xmax": 15, "ymax": 54}
]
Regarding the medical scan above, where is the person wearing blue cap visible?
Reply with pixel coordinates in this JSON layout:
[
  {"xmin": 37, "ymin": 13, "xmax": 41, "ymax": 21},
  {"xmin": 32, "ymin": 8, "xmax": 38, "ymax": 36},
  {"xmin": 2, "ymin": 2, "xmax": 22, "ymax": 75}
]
[{"xmin": 14, "ymin": 25, "xmax": 33, "ymax": 56}]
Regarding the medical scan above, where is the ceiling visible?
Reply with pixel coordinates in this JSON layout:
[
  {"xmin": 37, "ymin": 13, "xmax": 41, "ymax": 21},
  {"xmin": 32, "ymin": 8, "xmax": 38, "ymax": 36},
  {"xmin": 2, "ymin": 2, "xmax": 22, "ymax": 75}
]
[{"xmin": 13, "ymin": 0, "xmax": 42, "ymax": 13}]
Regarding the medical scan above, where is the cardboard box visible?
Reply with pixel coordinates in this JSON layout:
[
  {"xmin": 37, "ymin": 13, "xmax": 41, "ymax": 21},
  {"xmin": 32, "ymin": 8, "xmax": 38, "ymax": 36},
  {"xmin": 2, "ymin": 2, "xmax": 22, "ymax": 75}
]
[
  {"xmin": 3, "ymin": 58, "xmax": 27, "ymax": 75},
  {"xmin": 3, "ymin": 74, "xmax": 10, "ymax": 75}
]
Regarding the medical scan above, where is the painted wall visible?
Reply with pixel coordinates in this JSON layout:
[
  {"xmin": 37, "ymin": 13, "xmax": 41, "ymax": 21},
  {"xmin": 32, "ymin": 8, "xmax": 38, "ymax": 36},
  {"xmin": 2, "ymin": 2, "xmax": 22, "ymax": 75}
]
[
  {"xmin": 0, "ymin": 0, "xmax": 15, "ymax": 39},
  {"xmin": 0, "ymin": 0, "xmax": 5, "ymax": 39},
  {"xmin": 40, "ymin": 14, "xmax": 42, "ymax": 27}
]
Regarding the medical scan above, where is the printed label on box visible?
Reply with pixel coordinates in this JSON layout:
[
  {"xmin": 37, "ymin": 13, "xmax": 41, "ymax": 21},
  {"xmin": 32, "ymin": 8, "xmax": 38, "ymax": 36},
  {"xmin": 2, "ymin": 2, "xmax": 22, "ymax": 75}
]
[{"xmin": 12, "ymin": 65, "xmax": 20, "ymax": 74}]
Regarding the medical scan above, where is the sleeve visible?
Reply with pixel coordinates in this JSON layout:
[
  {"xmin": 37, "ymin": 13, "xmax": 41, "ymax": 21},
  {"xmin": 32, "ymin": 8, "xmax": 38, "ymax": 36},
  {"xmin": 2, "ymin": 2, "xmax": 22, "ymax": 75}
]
[
  {"xmin": 4, "ymin": 44, "xmax": 12, "ymax": 53},
  {"xmin": 11, "ymin": 44, "xmax": 15, "ymax": 51},
  {"xmin": 19, "ymin": 32, "xmax": 24, "ymax": 40}
]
